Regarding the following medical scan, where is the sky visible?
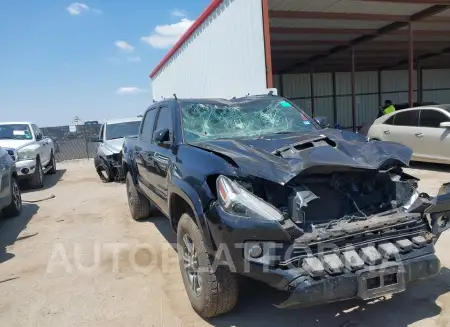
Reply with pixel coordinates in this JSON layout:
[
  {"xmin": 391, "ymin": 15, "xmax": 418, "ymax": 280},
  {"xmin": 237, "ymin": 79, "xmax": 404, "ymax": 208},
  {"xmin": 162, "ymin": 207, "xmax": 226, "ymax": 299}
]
[{"xmin": 0, "ymin": 0, "xmax": 210, "ymax": 126}]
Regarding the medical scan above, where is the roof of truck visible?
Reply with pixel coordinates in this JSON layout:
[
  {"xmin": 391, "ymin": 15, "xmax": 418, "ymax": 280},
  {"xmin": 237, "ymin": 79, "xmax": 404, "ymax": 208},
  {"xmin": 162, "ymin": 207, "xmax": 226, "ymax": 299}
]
[
  {"xmin": 105, "ymin": 117, "xmax": 142, "ymax": 125},
  {"xmin": 0, "ymin": 122, "xmax": 32, "ymax": 125}
]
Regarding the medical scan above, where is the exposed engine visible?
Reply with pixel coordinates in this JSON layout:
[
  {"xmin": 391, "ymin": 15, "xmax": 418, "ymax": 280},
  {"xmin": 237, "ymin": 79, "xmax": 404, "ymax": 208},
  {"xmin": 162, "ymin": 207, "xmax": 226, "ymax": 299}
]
[{"xmin": 241, "ymin": 168, "xmax": 419, "ymax": 232}]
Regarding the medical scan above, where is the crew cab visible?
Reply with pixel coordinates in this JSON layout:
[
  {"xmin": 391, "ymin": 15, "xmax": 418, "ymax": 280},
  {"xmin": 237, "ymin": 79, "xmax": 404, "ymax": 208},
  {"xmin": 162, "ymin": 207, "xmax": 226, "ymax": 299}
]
[
  {"xmin": 122, "ymin": 96, "xmax": 449, "ymax": 318},
  {"xmin": 0, "ymin": 122, "xmax": 56, "ymax": 189},
  {"xmin": 0, "ymin": 147, "xmax": 22, "ymax": 217}
]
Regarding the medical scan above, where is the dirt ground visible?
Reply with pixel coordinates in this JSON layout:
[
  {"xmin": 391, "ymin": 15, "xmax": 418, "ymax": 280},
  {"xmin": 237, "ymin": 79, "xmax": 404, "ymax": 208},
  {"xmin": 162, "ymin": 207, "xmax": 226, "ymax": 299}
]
[{"xmin": 1, "ymin": 159, "xmax": 450, "ymax": 327}]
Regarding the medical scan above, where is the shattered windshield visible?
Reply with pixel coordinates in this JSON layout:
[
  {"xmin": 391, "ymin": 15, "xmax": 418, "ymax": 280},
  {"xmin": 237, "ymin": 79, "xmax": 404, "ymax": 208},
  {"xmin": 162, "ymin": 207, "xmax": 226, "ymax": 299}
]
[
  {"xmin": 105, "ymin": 121, "xmax": 141, "ymax": 140},
  {"xmin": 0, "ymin": 124, "xmax": 33, "ymax": 140},
  {"xmin": 181, "ymin": 99, "xmax": 318, "ymax": 142}
]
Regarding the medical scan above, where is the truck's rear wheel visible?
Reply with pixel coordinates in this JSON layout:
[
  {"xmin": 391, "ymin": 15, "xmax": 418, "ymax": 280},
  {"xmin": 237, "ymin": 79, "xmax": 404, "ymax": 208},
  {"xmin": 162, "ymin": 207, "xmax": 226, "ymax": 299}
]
[
  {"xmin": 29, "ymin": 158, "xmax": 44, "ymax": 189},
  {"xmin": 48, "ymin": 151, "xmax": 57, "ymax": 175},
  {"xmin": 177, "ymin": 213, "xmax": 239, "ymax": 318},
  {"xmin": 126, "ymin": 172, "xmax": 152, "ymax": 220}
]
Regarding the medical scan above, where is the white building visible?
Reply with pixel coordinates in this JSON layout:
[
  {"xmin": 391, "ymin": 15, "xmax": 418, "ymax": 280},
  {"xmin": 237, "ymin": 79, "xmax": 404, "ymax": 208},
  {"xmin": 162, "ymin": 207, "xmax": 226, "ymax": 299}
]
[{"xmin": 150, "ymin": 0, "xmax": 450, "ymax": 129}]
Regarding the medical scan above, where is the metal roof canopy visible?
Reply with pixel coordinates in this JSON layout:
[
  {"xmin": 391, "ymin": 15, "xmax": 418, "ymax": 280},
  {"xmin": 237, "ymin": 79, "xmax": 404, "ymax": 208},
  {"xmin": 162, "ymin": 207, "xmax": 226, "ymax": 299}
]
[{"xmin": 268, "ymin": 0, "xmax": 450, "ymax": 74}]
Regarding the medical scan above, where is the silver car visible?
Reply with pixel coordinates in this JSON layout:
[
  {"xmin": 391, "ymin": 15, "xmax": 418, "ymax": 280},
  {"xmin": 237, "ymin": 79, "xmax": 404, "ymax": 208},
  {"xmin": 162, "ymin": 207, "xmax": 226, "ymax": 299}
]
[
  {"xmin": 367, "ymin": 104, "xmax": 450, "ymax": 164},
  {"xmin": 0, "ymin": 147, "xmax": 22, "ymax": 217}
]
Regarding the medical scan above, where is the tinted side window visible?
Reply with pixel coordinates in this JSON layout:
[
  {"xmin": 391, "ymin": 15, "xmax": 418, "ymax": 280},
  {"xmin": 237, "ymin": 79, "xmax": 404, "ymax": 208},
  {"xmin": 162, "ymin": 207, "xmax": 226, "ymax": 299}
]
[
  {"xmin": 32, "ymin": 124, "xmax": 43, "ymax": 139},
  {"xmin": 384, "ymin": 115, "xmax": 395, "ymax": 125},
  {"xmin": 154, "ymin": 106, "xmax": 173, "ymax": 140},
  {"xmin": 141, "ymin": 109, "xmax": 158, "ymax": 143},
  {"xmin": 393, "ymin": 111, "xmax": 418, "ymax": 127},
  {"xmin": 419, "ymin": 109, "xmax": 448, "ymax": 128}
]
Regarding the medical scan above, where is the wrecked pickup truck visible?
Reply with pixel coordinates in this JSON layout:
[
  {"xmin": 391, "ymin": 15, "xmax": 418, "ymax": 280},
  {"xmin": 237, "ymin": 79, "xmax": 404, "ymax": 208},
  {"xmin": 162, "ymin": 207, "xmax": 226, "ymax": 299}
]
[
  {"xmin": 122, "ymin": 95, "xmax": 449, "ymax": 318},
  {"xmin": 93, "ymin": 117, "xmax": 142, "ymax": 182}
]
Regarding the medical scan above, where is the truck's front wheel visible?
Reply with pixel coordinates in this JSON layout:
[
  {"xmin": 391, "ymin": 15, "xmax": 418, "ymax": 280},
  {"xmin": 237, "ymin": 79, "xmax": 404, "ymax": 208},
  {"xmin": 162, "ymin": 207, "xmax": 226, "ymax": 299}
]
[
  {"xmin": 126, "ymin": 172, "xmax": 152, "ymax": 220},
  {"xmin": 177, "ymin": 213, "xmax": 239, "ymax": 318}
]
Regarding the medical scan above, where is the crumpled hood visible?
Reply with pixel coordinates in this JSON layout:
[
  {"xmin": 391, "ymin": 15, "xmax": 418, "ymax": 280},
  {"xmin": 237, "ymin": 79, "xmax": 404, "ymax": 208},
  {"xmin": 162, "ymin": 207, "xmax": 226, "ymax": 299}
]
[
  {"xmin": 0, "ymin": 139, "xmax": 35, "ymax": 150},
  {"xmin": 189, "ymin": 129, "xmax": 412, "ymax": 185},
  {"xmin": 104, "ymin": 138, "xmax": 125, "ymax": 154}
]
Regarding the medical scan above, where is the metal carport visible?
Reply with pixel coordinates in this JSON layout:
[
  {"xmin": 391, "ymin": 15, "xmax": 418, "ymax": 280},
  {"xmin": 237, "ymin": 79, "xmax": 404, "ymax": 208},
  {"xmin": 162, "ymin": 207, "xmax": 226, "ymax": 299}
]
[{"xmin": 266, "ymin": 0, "xmax": 450, "ymax": 131}]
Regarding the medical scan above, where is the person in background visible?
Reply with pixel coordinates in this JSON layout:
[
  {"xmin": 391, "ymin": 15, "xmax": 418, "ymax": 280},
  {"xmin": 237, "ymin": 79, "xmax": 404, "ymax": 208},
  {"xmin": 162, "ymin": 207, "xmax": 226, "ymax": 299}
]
[{"xmin": 378, "ymin": 100, "xmax": 396, "ymax": 117}]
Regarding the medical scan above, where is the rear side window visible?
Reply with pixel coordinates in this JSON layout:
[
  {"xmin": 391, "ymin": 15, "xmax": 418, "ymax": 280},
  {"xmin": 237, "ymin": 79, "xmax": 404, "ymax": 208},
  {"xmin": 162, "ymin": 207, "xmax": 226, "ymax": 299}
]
[
  {"xmin": 393, "ymin": 111, "xmax": 418, "ymax": 127},
  {"xmin": 141, "ymin": 108, "xmax": 158, "ymax": 143},
  {"xmin": 419, "ymin": 109, "xmax": 448, "ymax": 128},
  {"xmin": 384, "ymin": 115, "xmax": 395, "ymax": 125}
]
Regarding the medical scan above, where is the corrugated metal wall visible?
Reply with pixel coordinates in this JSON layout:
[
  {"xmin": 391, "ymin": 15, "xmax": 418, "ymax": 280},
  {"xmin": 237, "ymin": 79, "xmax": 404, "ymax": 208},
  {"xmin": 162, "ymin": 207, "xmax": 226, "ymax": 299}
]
[
  {"xmin": 151, "ymin": 0, "xmax": 267, "ymax": 100},
  {"xmin": 274, "ymin": 69, "xmax": 450, "ymax": 128}
]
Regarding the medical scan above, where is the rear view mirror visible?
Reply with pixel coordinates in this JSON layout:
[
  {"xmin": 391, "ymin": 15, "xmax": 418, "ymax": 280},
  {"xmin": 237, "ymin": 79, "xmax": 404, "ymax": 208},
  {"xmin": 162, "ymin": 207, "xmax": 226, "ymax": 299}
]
[
  {"xmin": 35, "ymin": 134, "xmax": 43, "ymax": 141},
  {"xmin": 314, "ymin": 116, "xmax": 330, "ymax": 129},
  {"xmin": 153, "ymin": 128, "xmax": 170, "ymax": 144},
  {"xmin": 91, "ymin": 137, "xmax": 103, "ymax": 143},
  {"xmin": 440, "ymin": 122, "xmax": 450, "ymax": 128}
]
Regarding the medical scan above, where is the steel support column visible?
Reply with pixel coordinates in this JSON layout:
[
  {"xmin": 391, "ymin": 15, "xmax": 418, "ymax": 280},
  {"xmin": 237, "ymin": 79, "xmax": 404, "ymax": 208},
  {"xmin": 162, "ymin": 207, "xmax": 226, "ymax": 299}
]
[
  {"xmin": 332, "ymin": 72, "xmax": 337, "ymax": 126},
  {"xmin": 351, "ymin": 47, "xmax": 356, "ymax": 132},
  {"xmin": 378, "ymin": 70, "xmax": 382, "ymax": 107},
  {"xmin": 310, "ymin": 65, "xmax": 315, "ymax": 117},
  {"xmin": 408, "ymin": 22, "xmax": 414, "ymax": 108},
  {"xmin": 262, "ymin": 0, "xmax": 273, "ymax": 88},
  {"xmin": 417, "ymin": 60, "xmax": 423, "ymax": 102},
  {"xmin": 279, "ymin": 74, "xmax": 284, "ymax": 96}
]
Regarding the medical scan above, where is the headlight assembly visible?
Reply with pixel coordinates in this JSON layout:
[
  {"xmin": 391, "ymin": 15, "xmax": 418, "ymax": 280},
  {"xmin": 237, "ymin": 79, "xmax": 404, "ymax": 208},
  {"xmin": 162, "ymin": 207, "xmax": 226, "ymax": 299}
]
[
  {"xmin": 17, "ymin": 147, "xmax": 36, "ymax": 161},
  {"xmin": 216, "ymin": 175, "xmax": 284, "ymax": 221}
]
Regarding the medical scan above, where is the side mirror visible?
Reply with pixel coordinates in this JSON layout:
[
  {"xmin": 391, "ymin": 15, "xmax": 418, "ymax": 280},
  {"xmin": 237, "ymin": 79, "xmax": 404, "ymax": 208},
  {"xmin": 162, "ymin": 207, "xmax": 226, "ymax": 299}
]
[
  {"xmin": 153, "ymin": 128, "xmax": 170, "ymax": 144},
  {"xmin": 91, "ymin": 136, "xmax": 103, "ymax": 142},
  {"xmin": 440, "ymin": 122, "xmax": 450, "ymax": 128},
  {"xmin": 314, "ymin": 116, "xmax": 330, "ymax": 129},
  {"xmin": 35, "ymin": 134, "xmax": 43, "ymax": 141}
]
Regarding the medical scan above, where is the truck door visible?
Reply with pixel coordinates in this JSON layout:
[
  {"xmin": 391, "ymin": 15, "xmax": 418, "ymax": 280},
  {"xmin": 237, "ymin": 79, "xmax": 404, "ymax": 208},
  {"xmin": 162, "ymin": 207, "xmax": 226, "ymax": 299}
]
[
  {"xmin": 136, "ymin": 107, "xmax": 159, "ymax": 202},
  {"xmin": 146, "ymin": 104, "xmax": 174, "ymax": 216},
  {"xmin": 32, "ymin": 124, "xmax": 50, "ymax": 166}
]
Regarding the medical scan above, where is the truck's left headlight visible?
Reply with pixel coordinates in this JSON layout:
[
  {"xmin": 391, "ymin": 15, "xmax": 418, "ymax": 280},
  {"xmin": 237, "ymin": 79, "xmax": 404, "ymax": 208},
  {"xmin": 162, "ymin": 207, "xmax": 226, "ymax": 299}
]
[
  {"xmin": 216, "ymin": 175, "xmax": 284, "ymax": 221},
  {"xmin": 17, "ymin": 147, "xmax": 36, "ymax": 161}
]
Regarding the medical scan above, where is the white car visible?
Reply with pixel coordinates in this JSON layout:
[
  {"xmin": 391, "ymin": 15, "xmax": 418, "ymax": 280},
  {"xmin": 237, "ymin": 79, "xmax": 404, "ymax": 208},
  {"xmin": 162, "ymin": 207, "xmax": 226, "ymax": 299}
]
[
  {"xmin": 0, "ymin": 122, "xmax": 56, "ymax": 188},
  {"xmin": 367, "ymin": 104, "xmax": 450, "ymax": 164}
]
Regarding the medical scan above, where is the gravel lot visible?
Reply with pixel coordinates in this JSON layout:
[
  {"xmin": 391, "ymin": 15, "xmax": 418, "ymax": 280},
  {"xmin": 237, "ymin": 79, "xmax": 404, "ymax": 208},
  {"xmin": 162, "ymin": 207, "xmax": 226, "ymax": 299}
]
[{"xmin": 1, "ymin": 159, "xmax": 450, "ymax": 327}]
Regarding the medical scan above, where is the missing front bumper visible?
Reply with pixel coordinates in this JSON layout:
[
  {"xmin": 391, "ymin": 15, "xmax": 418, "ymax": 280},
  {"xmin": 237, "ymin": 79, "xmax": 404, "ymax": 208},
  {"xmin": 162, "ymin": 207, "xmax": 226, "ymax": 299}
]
[{"xmin": 277, "ymin": 254, "xmax": 441, "ymax": 309}]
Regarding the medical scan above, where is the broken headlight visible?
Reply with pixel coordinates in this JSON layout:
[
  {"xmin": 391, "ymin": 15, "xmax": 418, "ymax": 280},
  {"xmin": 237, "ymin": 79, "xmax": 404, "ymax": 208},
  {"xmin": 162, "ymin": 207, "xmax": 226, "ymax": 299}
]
[{"xmin": 216, "ymin": 175, "xmax": 284, "ymax": 221}]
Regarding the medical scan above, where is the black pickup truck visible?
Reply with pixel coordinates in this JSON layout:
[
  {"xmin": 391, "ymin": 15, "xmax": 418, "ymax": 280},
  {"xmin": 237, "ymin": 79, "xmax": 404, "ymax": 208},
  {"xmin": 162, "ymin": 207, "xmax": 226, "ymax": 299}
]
[{"xmin": 122, "ymin": 95, "xmax": 450, "ymax": 318}]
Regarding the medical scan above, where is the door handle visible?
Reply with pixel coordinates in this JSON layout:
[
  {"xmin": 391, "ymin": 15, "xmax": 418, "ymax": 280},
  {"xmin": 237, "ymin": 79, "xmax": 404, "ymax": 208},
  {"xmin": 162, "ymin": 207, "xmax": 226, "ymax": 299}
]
[
  {"xmin": 383, "ymin": 130, "xmax": 390, "ymax": 135},
  {"xmin": 415, "ymin": 133, "xmax": 424, "ymax": 138}
]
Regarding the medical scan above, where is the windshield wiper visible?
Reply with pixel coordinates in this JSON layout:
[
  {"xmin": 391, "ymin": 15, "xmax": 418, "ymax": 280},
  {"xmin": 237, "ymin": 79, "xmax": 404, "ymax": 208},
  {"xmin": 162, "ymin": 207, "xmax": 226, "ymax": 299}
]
[
  {"xmin": 273, "ymin": 131, "xmax": 294, "ymax": 135},
  {"xmin": 0, "ymin": 137, "xmax": 14, "ymax": 139}
]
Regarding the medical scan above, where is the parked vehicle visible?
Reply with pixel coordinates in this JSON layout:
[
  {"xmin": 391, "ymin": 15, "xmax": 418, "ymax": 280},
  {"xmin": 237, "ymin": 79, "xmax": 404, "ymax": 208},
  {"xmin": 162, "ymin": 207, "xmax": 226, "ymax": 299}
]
[
  {"xmin": 93, "ymin": 117, "xmax": 142, "ymax": 182},
  {"xmin": 123, "ymin": 95, "xmax": 449, "ymax": 318},
  {"xmin": 368, "ymin": 104, "xmax": 450, "ymax": 164},
  {"xmin": 0, "ymin": 147, "xmax": 22, "ymax": 217},
  {"xmin": 0, "ymin": 122, "xmax": 56, "ymax": 189},
  {"xmin": 359, "ymin": 102, "xmax": 439, "ymax": 136}
]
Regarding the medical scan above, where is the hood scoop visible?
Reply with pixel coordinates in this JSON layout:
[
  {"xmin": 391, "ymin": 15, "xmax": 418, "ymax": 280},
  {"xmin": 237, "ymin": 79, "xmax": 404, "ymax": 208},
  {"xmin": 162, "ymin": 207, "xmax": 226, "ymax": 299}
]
[{"xmin": 276, "ymin": 138, "xmax": 337, "ymax": 159}]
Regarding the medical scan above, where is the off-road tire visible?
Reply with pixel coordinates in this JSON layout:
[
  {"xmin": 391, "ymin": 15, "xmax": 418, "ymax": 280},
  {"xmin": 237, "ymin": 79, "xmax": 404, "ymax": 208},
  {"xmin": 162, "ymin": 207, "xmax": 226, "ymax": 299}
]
[
  {"xmin": 2, "ymin": 177, "xmax": 22, "ymax": 218},
  {"xmin": 48, "ymin": 151, "xmax": 57, "ymax": 174},
  {"xmin": 177, "ymin": 213, "xmax": 239, "ymax": 318},
  {"xmin": 96, "ymin": 159, "xmax": 114, "ymax": 183},
  {"xmin": 126, "ymin": 172, "xmax": 152, "ymax": 220},
  {"xmin": 29, "ymin": 158, "xmax": 44, "ymax": 189}
]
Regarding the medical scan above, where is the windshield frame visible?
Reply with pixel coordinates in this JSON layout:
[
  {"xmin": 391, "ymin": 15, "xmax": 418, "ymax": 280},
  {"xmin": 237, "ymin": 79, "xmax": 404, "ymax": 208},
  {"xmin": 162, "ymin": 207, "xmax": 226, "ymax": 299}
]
[
  {"xmin": 105, "ymin": 120, "xmax": 142, "ymax": 140},
  {"xmin": 179, "ymin": 98, "xmax": 321, "ymax": 143},
  {"xmin": 0, "ymin": 123, "xmax": 34, "ymax": 141}
]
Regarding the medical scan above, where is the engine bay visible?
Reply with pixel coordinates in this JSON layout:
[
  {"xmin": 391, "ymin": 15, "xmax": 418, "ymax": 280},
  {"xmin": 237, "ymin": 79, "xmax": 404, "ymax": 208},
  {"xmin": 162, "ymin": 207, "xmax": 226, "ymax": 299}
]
[{"xmin": 240, "ymin": 168, "xmax": 419, "ymax": 232}]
